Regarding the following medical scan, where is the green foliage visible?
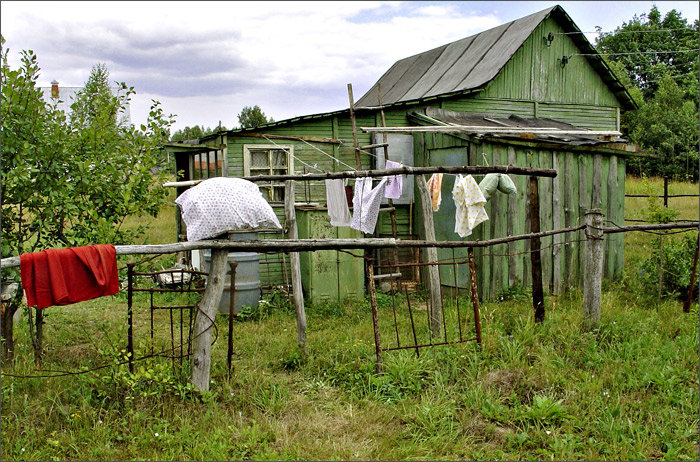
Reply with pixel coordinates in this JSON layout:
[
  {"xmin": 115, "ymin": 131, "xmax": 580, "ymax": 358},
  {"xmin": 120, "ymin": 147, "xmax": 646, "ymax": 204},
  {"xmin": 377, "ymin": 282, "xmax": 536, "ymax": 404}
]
[
  {"xmin": 595, "ymin": 6, "xmax": 699, "ymax": 99},
  {"xmin": 170, "ymin": 124, "xmax": 225, "ymax": 142},
  {"xmin": 639, "ymin": 177, "xmax": 681, "ymax": 224},
  {"xmin": 85, "ymin": 347, "xmax": 198, "ymax": 407},
  {"xmin": 595, "ymin": 7, "xmax": 699, "ymax": 180},
  {"xmin": 628, "ymin": 74, "xmax": 699, "ymax": 180},
  {"xmin": 1, "ymin": 38, "xmax": 176, "ymax": 262},
  {"xmin": 517, "ymin": 394, "xmax": 568, "ymax": 427},
  {"xmin": 639, "ymin": 233, "xmax": 699, "ymax": 299},
  {"xmin": 237, "ymin": 105, "xmax": 273, "ymax": 129}
]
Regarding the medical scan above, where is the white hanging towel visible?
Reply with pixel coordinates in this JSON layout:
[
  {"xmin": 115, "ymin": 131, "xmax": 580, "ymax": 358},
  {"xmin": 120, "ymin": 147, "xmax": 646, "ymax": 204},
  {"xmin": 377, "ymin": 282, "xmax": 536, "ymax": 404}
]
[
  {"xmin": 350, "ymin": 177, "xmax": 388, "ymax": 234},
  {"xmin": 325, "ymin": 179, "xmax": 352, "ymax": 227},
  {"xmin": 452, "ymin": 174, "xmax": 489, "ymax": 238}
]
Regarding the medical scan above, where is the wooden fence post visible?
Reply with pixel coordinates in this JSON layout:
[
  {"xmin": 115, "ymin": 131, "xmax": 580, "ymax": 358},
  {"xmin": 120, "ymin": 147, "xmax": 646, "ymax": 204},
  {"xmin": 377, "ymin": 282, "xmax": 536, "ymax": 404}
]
[
  {"xmin": 366, "ymin": 258, "xmax": 383, "ymax": 373},
  {"xmin": 191, "ymin": 247, "xmax": 228, "ymax": 392},
  {"xmin": 285, "ymin": 180, "xmax": 307, "ymax": 353},
  {"xmin": 415, "ymin": 174, "xmax": 443, "ymax": 337},
  {"xmin": 583, "ymin": 209, "xmax": 604, "ymax": 330},
  {"xmin": 529, "ymin": 176, "xmax": 545, "ymax": 323},
  {"xmin": 682, "ymin": 234, "xmax": 699, "ymax": 313}
]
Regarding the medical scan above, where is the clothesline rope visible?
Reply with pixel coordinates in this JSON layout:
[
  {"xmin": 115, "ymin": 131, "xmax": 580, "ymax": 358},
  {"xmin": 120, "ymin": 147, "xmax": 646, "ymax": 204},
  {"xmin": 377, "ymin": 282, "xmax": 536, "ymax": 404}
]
[
  {"xmin": 261, "ymin": 135, "xmax": 326, "ymax": 174},
  {"xmin": 298, "ymin": 138, "xmax": 357, "ymax": 172}
]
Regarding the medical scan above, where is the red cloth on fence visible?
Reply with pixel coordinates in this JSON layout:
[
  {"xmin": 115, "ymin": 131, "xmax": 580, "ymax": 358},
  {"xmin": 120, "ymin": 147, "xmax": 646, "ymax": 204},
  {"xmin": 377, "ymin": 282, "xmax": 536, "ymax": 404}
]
[{"xmin": 20, "ymin": 244, "xmax": 119, "ymax": 309}]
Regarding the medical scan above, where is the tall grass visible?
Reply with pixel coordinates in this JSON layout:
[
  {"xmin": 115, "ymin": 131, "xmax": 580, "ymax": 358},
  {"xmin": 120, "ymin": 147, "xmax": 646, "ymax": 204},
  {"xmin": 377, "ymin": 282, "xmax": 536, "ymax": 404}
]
[{"xmin": 1, "ymin": 175, "xmax": 698, "ymax": 461}]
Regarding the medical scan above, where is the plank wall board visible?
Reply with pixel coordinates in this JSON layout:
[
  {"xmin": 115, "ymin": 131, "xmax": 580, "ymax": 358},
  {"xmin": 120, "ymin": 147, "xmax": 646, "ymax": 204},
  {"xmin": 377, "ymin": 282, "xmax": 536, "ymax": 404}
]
[
  {"xmin": 552, "ymin": 152, "xmax": 563, "ymax": 294},
  {"xmin": 563, "ymin": 151, "xmax": 579, "ymax": 289},
  {"xmin": 615, "ymin": 158, "xmax": 626, "ymax": 278},
  {"xmin": 539, "ymin": 149, "xmax": 554, "ymax": 292},
  {"xmin": 506, "ymin": 146, "xmax": 521, "ymax": 288}
]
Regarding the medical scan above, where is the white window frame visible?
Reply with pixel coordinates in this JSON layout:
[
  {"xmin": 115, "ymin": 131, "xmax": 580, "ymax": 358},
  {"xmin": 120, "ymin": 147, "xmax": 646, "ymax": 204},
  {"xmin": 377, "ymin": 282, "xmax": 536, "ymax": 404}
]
[{"xmin": 243, "ymin": 144, "xmax": 294, "ymax": 203}]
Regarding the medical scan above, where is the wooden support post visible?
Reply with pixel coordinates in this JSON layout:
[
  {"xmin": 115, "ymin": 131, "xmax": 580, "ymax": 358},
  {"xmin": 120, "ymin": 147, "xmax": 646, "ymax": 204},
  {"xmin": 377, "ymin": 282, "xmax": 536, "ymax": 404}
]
[
  {"xmin": 127, "ymin": 263, "xmax": 135, "ymax": 373},
  {"xmin": 227, "ymin": 261, "xmax": 237, "ymax": 376},
  {"xmin": 663, "ymin": 176, "xmax": 669, "ymax": 208},
  {"xmin": 529, "ymin": 176, "xmax": 545, "ymax": 323},
  {"xmin": 285, "ymin": 180, "xmax": 307, "ymax": 353},
  {"xmin": 415, "ymin": 174, "xmax": 443, "ymax": 337},
  {"xmin": 467, "ymin": 248, "xmax": 483, "ymax": 346},
  {"xmin": 682, "ymin": 234, "xmax": 699, "ymax": 313},
  {"xmin": 190, "ymin": 247, "xmax": 228, "ymax": 392},
  {"xmin": 583, "ymin": 209, "xmax": 604, "ymax": 330},
  {"xmin": 347, "ymin": 83, "xmax": 362, "ymax": 170},
  {"xmin": 34, "ymin": 307, "xmax": 44, "ymax": 365},
  {"xmin": 366, "ymin": 258, "xmax": 383, "ymax": 373}
]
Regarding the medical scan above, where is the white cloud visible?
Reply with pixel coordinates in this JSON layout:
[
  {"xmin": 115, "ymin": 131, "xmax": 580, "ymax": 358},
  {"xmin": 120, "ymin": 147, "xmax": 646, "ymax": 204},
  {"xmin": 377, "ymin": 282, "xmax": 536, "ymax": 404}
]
[{"xmin": 4, "ymin": 1, "xmax": 696, "ymax": 133}]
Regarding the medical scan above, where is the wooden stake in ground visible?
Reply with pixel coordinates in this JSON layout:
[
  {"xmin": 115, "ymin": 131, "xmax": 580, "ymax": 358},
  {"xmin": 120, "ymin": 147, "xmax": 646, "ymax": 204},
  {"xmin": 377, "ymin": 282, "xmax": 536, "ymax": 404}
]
[
  {"xmin": 415, "ymin": 174, "xmax": 443, "ymax": 337},
  {"xmin": 190, "ymin": 248, "xmax": 228, "ymax": 392},
  {"xmin": 583, "ymin": 209, "xmax": 604, "ymax": 330},
  {"xmin": 529, "ymin": 176, "xmax": 545, "ymax": 323},
  {"xmin": 284, "ymin": 180, "xmax": 307, "ymax": 353},
  {"xmin": 682, "ymin": 234, "xmax": 700, "ymax": 313}
]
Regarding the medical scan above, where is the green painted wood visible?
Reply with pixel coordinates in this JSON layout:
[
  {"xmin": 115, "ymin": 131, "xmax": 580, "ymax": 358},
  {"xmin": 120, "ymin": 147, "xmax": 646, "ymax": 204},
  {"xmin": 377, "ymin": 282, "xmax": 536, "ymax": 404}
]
[
  {"xmin": 481, "ymin": 16, "xmax": 621, "ymax": 108},
  {"xmin": 493, "ymin": 144, "xmax": 509, "ymax": 297},
  {"xmin": 520, "ymin": 149, "xmax": 532, "ymax": 289},
  {"xmin": 337, "ymin": 225, "xmax": 365, "ymax": 300},
  {"xmin": 616, "ymin": 158, "xmax": 626, "ymax": 279},
  {"xmin": 552, "ymin": 151, "xmax": 563, "ymax": 294},
  {"xmin": 538, "ymin": 150, "xmax": 554, "ymax": 292},
  {"xmin": 506, "ymin": 146, "xmax": 522, "ymax": 288},
  {"xmin": 600, "ymin": 156, "xmax": 610, "ymax": 278},
  {"xmin": 563, "ymin": 151, "xmax": 579, "ymax": 289},
  {"xmin": 479, "ymin": 144, "xmax": 492, "ymax": 301}
]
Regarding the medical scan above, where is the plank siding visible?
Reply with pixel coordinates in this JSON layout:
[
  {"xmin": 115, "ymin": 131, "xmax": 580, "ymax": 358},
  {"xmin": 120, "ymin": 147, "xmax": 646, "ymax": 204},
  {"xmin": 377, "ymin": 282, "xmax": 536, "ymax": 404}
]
[{"xmin": 481, "ymin": 17, "xmax": 620, "ymax": 108}]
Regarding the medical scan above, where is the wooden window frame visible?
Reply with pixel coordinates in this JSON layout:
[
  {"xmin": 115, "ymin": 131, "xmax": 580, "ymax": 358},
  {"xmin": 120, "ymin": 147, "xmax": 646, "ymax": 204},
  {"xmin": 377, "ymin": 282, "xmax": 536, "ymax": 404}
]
[{"xmin": 243, "ymin": 144, "xmax": 294, "ymax": 204}]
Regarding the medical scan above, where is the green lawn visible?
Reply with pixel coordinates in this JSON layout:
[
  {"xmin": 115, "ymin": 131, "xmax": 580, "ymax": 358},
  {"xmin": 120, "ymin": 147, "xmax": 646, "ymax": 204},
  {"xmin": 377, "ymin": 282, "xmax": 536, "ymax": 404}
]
[{"xmin": 1, "ymin": 175, "xmax": 698, "ymax": 461}]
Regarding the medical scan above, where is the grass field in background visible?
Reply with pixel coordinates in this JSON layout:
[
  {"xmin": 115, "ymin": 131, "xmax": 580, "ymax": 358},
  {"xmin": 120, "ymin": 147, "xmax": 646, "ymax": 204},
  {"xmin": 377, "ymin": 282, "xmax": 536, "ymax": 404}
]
[{"xmin": 1, "ymin": 175, "xmax": 698, "ymax": 461}]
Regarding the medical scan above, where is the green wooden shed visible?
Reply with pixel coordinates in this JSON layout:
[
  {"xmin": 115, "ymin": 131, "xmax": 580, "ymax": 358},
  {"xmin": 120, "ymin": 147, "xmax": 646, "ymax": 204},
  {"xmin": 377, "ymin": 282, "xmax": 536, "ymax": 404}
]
[{"xmin": 168, "ymin": 4, "xmax": 642, "ymax": 302}]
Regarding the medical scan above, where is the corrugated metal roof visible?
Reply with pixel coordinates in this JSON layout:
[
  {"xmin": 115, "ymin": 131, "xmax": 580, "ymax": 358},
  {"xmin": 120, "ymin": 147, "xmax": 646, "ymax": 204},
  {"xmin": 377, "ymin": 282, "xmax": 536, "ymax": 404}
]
[
  {"xmin": 356, "ymin": 5, "xmax": 635, "ymax": 110},
  {"xmin": 356, "ymin": 7, "xmax": 554, "ymax": 107}
]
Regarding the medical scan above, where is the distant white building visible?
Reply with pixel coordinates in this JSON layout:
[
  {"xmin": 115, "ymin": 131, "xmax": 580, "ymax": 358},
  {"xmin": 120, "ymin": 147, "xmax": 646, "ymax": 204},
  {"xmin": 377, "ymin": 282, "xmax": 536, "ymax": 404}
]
[{"xmin": 39, "ymin": 80, "xmax": 132, "ymax": 126}]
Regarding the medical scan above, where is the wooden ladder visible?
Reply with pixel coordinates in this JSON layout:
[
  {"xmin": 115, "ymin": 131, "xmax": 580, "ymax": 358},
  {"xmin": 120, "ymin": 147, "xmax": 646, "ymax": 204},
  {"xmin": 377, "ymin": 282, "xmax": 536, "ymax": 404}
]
[{"xmin": 347, "ymin": 83, "xmax": 401, "ymax": 284}]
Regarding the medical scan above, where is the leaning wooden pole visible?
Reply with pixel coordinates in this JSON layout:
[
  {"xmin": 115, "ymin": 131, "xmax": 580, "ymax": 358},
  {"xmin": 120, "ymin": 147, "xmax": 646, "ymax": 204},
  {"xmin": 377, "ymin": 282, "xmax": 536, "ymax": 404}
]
[
  {"xmin": 190, "ymin": 247, "xmax": 228, "ymax": 392},
  {"xmin": 682, "ymin": 234, "xmax": 700, "ymax": 313},
  {"xmin": 415, "ymin": 174, "xmax": 443, "ymax": 337},
  {"xmin": 285, "ymin": 180, "xmax": 307, "ymax": 353},
  {"xmin": 529, "ymin": 176, "xmax": 545, "ymax": 323},
  {"xmin": 366, "ymin": 258, "xmax": 383, "ymax": 373},
  {"xmin": 583, "ymin": 209, "xmax": 604, "ymax": 330}
]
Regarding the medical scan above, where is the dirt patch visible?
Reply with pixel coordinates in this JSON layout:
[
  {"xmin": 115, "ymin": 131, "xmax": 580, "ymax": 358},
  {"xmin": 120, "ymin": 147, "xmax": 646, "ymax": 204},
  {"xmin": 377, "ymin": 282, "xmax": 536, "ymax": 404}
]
[{"xmin": 480, "ymin": 368, "xmax": 524, "ymax": 396}]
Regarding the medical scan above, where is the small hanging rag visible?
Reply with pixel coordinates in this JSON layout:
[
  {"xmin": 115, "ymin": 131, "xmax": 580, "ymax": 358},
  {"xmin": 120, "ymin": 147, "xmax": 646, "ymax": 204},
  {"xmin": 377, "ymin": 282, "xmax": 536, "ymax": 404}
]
[
  {"xmin": 383, "ymin": 160, "xmax": 403, "ymax": 199},
  {"xmin": 350, "ymin": 177, "xmax": 388, "ymax": 234},
  {"xmin": 426, "ymin": 173, "xmax": 444, "ymax": 211},
  {"xmin": 478, "ymin": 173, "xmax": 517, "ymax": 200},
  {"xmin": 452, "ymin": 174, "xmax": 489, "ymax": 238},
  {"xmin": 325, "ymin": 178, "xmax": 352, "ymax": 226},
  {"xmin": 20, "ymin": 244, "xmax": 119, "ymax": 309}
]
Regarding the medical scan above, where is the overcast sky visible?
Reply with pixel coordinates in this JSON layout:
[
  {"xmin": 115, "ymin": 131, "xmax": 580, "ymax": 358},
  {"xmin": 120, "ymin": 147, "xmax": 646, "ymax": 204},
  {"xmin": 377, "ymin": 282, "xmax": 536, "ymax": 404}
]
[{"xmin": 2, "ymin": 1, "xmax": 698, "ymax": 133}]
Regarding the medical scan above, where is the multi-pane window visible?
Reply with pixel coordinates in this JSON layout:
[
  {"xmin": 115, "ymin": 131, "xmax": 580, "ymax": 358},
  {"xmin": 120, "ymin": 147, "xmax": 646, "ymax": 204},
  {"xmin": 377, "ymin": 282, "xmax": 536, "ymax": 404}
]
[{"xmin": 243, "ymin": 145, "xmax": 293, "ymax": 203}]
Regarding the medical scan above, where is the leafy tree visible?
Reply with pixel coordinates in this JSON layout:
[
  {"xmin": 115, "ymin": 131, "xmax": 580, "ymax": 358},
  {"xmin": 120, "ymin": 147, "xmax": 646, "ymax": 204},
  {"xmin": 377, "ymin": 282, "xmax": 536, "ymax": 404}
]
[
  {"xmin": 170, "ymin": 124, "xmax": 225, "ymax": 142},
  {"xmin": 237, "ymin": 105, "xmax": 273, "ymax": 129},
  {"xmin": 595, "ymin": 6, "xmax": 699, "ymax": 180},
  {"xmin": 1, "ymin": 39, "xmax": 175, "ymax": 358},
  {"xmin": 596, "ymin": 6, "xmax": 699, "ymax": 99}
]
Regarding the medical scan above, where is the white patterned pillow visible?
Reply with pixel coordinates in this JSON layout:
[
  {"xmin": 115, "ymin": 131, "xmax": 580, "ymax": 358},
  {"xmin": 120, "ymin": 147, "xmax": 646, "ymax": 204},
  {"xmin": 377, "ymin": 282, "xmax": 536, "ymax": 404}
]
[{"xmin": 175, "ymin": 177, "xmax": 282, "ymax": 242}]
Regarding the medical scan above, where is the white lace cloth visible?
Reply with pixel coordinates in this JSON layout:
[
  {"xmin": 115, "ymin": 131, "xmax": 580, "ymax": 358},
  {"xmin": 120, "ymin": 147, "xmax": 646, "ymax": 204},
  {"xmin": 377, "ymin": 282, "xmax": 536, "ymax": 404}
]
[{"xmin": 175, "ymin": 177, "xmax": 282, "ymax": 242}]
